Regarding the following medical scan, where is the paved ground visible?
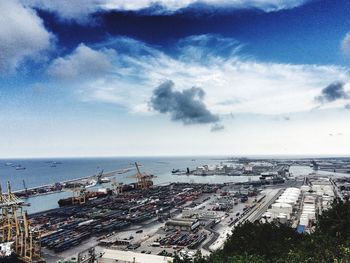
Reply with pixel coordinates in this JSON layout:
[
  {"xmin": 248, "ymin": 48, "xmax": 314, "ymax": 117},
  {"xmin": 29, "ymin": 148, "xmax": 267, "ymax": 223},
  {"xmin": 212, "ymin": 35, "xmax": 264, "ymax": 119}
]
[
  {"xmin": 43, "ymin": 237, "xmax": 99, "ymax": 263},
  {"xmin": 246, "ymin": 188, "xmax": 284, "ymax": 222},
  {"xmin": 97, "ymin": 247, "xmax": 173, "ymax": 263}
]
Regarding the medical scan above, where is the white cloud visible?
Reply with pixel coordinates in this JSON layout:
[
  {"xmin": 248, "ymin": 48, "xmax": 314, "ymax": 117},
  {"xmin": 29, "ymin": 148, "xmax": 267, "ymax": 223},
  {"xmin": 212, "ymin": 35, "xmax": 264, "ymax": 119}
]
[
  {"xmin": 23, "ymin": 0, "xmax": 309, "ymax": 22},
  {"xmin": 22, "ymin": 0, "xmax": 103, "ymax": 23},
  {"xmin": 49, "ymin": 35, "xmax": 350, "ymax": 117},
  {"xmin": 101, "ymin": 0, "xmax": 310, "ymax": 12},
  {"xmin": 341, "ymin": 32, "xmax": 350, "ymax": 56},
  {"xmin": 48, "ymin": 44, "xmax": 116, "ymax": 80},
  {"xmin": 0, "ymin": 0, "xmax": 53, "ymax": 73}
]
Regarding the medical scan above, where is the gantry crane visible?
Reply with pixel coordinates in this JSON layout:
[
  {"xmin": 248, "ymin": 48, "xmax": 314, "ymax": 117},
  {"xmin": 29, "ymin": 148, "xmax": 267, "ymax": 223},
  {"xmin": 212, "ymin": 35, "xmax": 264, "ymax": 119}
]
[
  {"xmin": 96, "ymin": 169, "xmax": 104, "ymax": 184},
  {"xmin": 0, "ymin": 181, "xmax": 42, "ymax": 263},
  {"xmin": 71, "ymin": 184, "xmax": 86, "ymax": 205},
  {"xmin": 134, "ymin": 162, "xmax": 153, "ymax": 190}
]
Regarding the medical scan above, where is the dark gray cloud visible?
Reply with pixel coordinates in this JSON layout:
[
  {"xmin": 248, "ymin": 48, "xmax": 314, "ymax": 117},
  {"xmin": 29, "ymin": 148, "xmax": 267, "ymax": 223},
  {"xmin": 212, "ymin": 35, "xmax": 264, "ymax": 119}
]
[
  {"xmin": 345, "ymin": 104, "xmax": 350, "ymax": 109},
  {"xmin": 315, "ymin": 81, "xmax": 347, "ymax": 103},
  {"xmin": 211, "ymin": 123, "xmax": 225, "ymax": 132},
  {"xmin": 150, "ymin": 80, "xmax": 219, "ymax": 125}
]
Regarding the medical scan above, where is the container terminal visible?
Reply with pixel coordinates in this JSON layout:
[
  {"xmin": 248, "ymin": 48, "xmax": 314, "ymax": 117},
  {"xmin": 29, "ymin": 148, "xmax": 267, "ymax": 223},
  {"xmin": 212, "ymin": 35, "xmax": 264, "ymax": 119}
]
[{"xmin": 0, "ymin": 158, "xmax": 346, "ymax": 263}]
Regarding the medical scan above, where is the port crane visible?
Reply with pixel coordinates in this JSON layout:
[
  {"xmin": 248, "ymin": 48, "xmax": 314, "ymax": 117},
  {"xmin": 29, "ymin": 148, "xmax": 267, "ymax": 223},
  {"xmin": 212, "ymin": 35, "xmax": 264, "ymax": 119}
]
[
  {"xmin": 71, "ymin": 184, "xmax": 86, "ymax": 205},
  {"xmin": 0, "ymin": 182, "xmax": 42, "ymax": 262},
  {"xmin": 134, "ymin": 162, "xmax": 153, "ymax": 190},
  {"xmin": 22, "ymin": 180, "xmax": 28, "ymax": 198},
  {"xmin": 96, "ymin": 169, "xmax": 104, "ymax": 184}
]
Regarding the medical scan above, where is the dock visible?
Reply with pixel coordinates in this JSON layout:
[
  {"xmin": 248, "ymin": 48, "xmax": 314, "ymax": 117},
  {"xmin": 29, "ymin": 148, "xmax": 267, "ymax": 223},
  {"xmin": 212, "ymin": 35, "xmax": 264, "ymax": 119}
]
[{"xmin": 13, "ymin": 167, "xmax": 133, "ymax": 198}]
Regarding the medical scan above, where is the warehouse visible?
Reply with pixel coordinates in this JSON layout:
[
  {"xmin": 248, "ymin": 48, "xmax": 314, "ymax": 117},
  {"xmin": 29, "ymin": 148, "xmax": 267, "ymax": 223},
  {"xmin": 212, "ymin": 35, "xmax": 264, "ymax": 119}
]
[
  {"xmin": 165, "ymin": 218, "xmax": 200, "ymax": 231},
  {"xmin": 266, "ymin": 187, "xmax": 301, "ymax": 222},
  {"xmin": 99, "ymin": 248, "xmax": 173, "ymax": 263}
]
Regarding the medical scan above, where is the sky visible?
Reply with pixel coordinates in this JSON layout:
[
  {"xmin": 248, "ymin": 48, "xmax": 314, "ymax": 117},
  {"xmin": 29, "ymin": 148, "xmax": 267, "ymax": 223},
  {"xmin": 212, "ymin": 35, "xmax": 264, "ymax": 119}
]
[{"xmin": 2, "ymin": 0, "xmax": 350, "ymax": 158}]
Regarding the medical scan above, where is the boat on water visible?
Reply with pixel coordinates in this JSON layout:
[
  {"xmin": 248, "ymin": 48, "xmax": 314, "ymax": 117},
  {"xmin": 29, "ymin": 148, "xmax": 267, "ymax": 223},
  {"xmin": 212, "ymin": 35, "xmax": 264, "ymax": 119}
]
[
  {"xmin": 85, "ymin": 179, "xmax": 97, "ymax": 188},
  {"xmin": 58, "ymin": 190, "xmax": 111, "ymax": 207},
  {"xmin": 116, "ymin": 168, "xmax": 132, "ymax": 174},
  {"xmin": 15, "ymin": 165, "xmax": 26, "ymax": 170},
  {"xmin": 99, "ymin": 177, "xmax": 111, "ymax": 183}
]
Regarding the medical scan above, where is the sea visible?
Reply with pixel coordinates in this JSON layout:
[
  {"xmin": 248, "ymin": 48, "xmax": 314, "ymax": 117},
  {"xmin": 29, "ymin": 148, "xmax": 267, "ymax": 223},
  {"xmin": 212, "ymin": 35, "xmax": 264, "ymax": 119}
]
[{"xmin": 0, "ymin": 156, "xmax": 347, "ymax": 214}]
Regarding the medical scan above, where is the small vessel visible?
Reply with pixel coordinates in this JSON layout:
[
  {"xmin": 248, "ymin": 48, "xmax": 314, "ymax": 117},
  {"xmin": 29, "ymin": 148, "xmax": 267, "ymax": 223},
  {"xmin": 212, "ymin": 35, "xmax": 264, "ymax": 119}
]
[
  {"xmin": 15, "ymin": 165, "xmax": 26, "ymax": 170},
  {"xmin": 85, "ymin": 179, "xmax": 97, "ymax": 189},
  {"xmin": 99, "ymin": 178, "xmax": 111, "ymax": 183}
]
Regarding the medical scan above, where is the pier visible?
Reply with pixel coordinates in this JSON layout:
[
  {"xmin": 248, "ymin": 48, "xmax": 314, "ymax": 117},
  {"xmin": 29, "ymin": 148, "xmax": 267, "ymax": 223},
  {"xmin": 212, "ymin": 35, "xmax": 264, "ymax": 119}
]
[{"xmin": 13, "ymin": 167, "xmax": 133, "ymax": 198}]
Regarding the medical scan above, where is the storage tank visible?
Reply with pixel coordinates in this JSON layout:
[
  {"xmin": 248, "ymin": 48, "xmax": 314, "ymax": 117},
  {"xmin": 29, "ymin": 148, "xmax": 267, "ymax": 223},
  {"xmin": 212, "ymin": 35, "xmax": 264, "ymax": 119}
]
[{"xmin": 277, "ymin": 213, "xmax": 288, "ymax": 224}]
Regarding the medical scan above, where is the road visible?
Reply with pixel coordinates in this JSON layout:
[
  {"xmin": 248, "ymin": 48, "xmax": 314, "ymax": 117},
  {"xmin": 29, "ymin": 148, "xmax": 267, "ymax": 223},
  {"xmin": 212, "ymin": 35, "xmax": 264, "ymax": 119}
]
[
  {"xmin": 246, "ymin": 188, "xmax": 284, "ymax": 222},
  {"xmin": 202, "ymin": 225, "xmax": 220, "ymax": 252}
]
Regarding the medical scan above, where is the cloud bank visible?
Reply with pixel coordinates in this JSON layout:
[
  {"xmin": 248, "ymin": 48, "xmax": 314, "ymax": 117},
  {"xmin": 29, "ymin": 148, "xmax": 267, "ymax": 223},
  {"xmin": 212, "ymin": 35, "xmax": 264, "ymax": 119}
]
[
  {"xmin": 48, "ymin": 44, "xmax": 115, "ymax": 80},
  {"xmin": 150, "ymin": 80, "xmax": 219, "ymax": 125},
  {"xmin": 23, "ymin": 0, "xmax": 310, "ymax": 22},
  {"xmin": 0, "ymin": 0, "xmax": 53, "ymax": 73},
  {"xmin": 47, "ymin": 34, "xmax": 350, "ymax": 118}
]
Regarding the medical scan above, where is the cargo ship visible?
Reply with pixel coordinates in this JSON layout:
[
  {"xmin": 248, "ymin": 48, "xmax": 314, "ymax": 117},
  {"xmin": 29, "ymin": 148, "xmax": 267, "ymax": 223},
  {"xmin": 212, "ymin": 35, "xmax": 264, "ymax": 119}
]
[{"xmin": 58, "ymin": 190, "xmax": 111, "ymax": 207}]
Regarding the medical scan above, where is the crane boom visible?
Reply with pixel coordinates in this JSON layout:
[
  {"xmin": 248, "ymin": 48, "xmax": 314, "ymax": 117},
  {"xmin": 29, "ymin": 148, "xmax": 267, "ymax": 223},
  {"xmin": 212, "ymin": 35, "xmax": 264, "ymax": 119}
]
[{"xmin": 135, "ymin": 162, "xmax": 141, "ymax": 175}]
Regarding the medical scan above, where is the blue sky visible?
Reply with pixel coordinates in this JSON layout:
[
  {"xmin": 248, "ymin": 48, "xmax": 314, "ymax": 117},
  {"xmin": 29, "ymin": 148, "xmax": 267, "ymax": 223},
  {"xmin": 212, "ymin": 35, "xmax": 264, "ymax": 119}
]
[{"xmin": 2, "ymin": 0, "xmax": 350, "ymax": 157}]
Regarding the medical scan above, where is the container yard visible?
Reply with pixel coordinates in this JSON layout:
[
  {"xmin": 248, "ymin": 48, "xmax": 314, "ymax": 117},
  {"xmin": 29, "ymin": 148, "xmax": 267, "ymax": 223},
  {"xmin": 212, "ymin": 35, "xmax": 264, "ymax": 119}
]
[
  {"xmin": 28, "ymin": 182, "xmax": 222, "ymax": 261},
  {"xmin": 93, "ymin": 181, "xmax": 270, "ymax": 261}
]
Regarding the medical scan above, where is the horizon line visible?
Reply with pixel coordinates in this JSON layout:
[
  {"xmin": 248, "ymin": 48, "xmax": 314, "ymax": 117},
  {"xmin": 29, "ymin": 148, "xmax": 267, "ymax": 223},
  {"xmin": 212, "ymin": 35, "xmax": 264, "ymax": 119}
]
[{"xmin": 2, "ymin": 154, "xmax": 350, "ymax": 160}]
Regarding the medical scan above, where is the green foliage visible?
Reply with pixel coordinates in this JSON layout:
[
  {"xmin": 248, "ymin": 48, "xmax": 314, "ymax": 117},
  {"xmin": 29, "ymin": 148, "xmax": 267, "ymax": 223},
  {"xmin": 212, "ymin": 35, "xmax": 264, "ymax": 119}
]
[
  {"xmin": 175, "ymin": 200, "xmax": 350, "ymax": 263},
  {"xmin": 211, "ymin": 221, "xmax": 302, "ymax": 262},
  {"xmin": 316, "ymin": 198, "xmax": 350, "ymax": 241}
]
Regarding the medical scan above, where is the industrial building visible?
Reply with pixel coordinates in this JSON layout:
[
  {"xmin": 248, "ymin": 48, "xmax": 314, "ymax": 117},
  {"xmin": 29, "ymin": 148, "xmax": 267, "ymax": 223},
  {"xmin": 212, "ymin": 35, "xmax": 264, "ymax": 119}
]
[
  {"xmin": 165, "ymin": 218, "xmax": 200, "ymax": 232},
  {"xmin": 265, "ymin": 187, "xmax": 301, "ymax": 222},
  {"xmin": 98, "ymin": 248, "xmax": 173, "ymax": 263},
  {"xmin": 297, "ymin": 177, "xmax": 335, "ymax": 232},
  {"xmin": 261, "ymin": 176, "xmax": 336, "ymax": 234}
]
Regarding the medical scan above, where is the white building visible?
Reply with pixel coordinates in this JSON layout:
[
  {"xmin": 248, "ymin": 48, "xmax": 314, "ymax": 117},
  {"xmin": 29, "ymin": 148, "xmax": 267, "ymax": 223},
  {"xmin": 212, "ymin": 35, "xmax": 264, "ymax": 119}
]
[{"xmin": 98, "ymin": 248, "xmax": 173, "ymax": 263}]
